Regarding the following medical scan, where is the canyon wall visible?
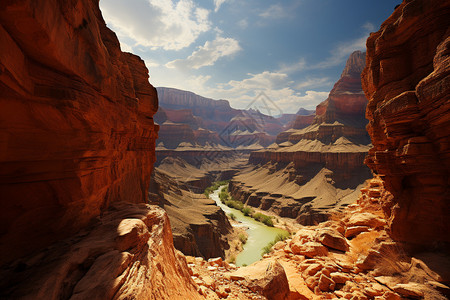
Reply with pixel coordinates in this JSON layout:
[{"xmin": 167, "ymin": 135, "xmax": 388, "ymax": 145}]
[
  {"xmin": 150, "ymin": 168, "xmax": 233, "ymax": 259},
  {"xmin": 0, "ymin": 0, "xmax": 203, "ymax": 298},
  {"xmin": 362, "ymin": 0, "xmax": 450, "ymax": 247},
  {"xmin": 230, "ymin": 51, "xmax": 372, "ymax": 224}
]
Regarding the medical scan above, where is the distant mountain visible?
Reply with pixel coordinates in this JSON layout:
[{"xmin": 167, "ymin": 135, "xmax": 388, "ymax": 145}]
[
  {"xmin": 296, "ymin": 108, "xmax": 315, "ymax": 116},
  {"xmin": 155, "ymin": 87, "xmax": 284, "ymax": 149}
]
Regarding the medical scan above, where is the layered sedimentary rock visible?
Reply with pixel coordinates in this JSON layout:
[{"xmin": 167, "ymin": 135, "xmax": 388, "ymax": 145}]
[
  {"xmin": 362, "ymin": 0, "xmax": 450, "ymax": 246},
  {"xmin": 156, "ymin": 87, "xmax": 284, "ymax": 148},
  {"xmin": 0, "ymin": 0, "xmax": 204, "ymax": 298},
  {"xmin": 0, "ymin": 203, "xmax": 201, "ymax": 299},
  {"xmin": 230, "ymin": 51, "xmax": 372, "ymax": 224},
  {"xmin": 149, "ymin": 167, "xmax": 233, "ymax": 259},
  {"xmin": 0, "ymin": 0, "xmax": 158, "ymax": 265},
  {"xmin": 157, "ymin": 122, "xmax": 196, "ymax": 149},
  {"xmin": 157, "ymin": 87, "xmax": 238, "ymax": 122}
]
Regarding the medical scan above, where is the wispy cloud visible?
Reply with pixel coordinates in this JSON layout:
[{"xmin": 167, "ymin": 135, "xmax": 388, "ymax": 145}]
[
  {"xmin": 362, "ymin": 22, "xmax": 375, "ymax": 32},
  {"xmin": 259, "ymin": 4, "xmax": 286, "ymax": 19},
  {"xmin": 166, "ymin": 36, "xmax": 241, "ymax": 70},
  {"xmin": 295, "ymin": 77, "xmax": 331, "ymax": 89},
  {"xmin": 214, "ymin": 0, "xmax": 228, "ymax": 12},
  {"xmin": 100, "ymin": 0, "xmax": 210, "ymax": 51},
  {"xmin": 278, "ymin": 58, "xmax": 306, "ymax": 74}
]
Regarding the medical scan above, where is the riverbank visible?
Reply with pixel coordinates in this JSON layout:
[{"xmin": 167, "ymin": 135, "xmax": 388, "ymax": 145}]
[{"xmin": 209, "ymin": 185, "xmax": 288, "ymax": 266}]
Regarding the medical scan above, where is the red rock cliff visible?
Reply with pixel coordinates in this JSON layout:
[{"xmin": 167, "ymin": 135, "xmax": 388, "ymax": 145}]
[
  {"xmin": 362, "ymin": 0, "xmax": 450, "ymax": 246},
  {"xmin": 0, "ymin": 0, "xmax": 158, "ymax": 265}
]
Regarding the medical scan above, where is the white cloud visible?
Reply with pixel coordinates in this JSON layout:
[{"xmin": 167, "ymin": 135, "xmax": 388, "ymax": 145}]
[
  {"xmin": 310, "ymin": 36, "xmax": 366, "ymax": 69},
  {"xmin": 278, "ymin": 58, "xmax": 306, "ymax": 74},
  {"xmin": 100, "ymin": 0, "xmax": 210, "ymax": 50},
  {"xmin": 260, "ymin": 4, "xmax": 286, "ymax": 19},
  {"xmin": 362, "ymin": 22, "xmax": 375, "ymax": 32},
  {"xmin": 295, "ymin": 77, "xmax": 330, "ymax": 89},
  {"xmin": 214, "ymin": 0, "xmax": 228, "ymax": 12},
  {"xmin": 189, "ymin": 70, "xmax": 327, "ymax": 112},
  {"xmin": 144, "ymin": 59, "xmax": 160, "ymax": 69},
  {"xmin": 166, "ymin": 36, "xmax": 241, "ymax": 70},
  {"xmin": 226, "ymin": 71, "xmax": 289, "ymax": 91},
  {"xmin": 119, "ymin": 41, "xmax": 133, "ymax": 53}
]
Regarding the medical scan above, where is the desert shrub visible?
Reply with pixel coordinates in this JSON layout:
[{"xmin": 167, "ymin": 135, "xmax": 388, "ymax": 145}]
[
  {"xmin": 261, "ymin": 244, "xmax": 273, "ymax": 255},
  {"xmin": 239, "ymin": 233, "xmax": 248, "ymax": 244},
  {"xmin": 261, "ymin": 231, "xmax": 290, "ymax": 255},
  {"xmin": 204, "ymin": 180, "xmax": 230, "ymax": 197},
  {"xmin": 228, "ymin": 213, "xmax": 236, "ymax": 220},
  {"xmin": 252, "ymin": 212, "xmax": 273, "ymax": 227},
  {"xmin": 242, "ymin": 206, "xmax": 252, "ymax": 216},
  {"xmin": 227, "ymin": 255, "xmax": 236, "ymax": 264},
  {"xmin": 219, "ymin": 190, "xmax": 229, "ymax": 202}
]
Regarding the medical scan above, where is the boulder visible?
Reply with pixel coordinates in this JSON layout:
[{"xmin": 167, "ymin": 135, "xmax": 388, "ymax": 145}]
[
  {"xmin": 347, "ymin": 213, "xmax": 386, "ymax": 229},
  {"xmin": 230, "ymin": 259, "xmax": 290, "ymax": 300},
  {"xmin": 317, "ymin": 228, "xmax": 349, "ymax": 252},
  {"xmin": 291, "ymin": 241, "xmax": 329, "ymax": 258}
]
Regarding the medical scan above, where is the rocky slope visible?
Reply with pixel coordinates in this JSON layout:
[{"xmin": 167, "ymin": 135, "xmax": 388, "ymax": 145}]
[
  {"xmin": 185, "ymin": 178, "xmax": 450, "ymax": 299},
  {"xmin": 362, "ymin": 0, "xmax": 450, "ymax": 247},
  {"xmin": 230, "ymin": 51, "xmax": 372, "ymax": 224},
  {"xmin": 0, "ymin": 202, "xmax": 201, "ymax": 299},
  {"xmin": 149, "ymin": 167, "xmax": 233, "ymax": 259},
  {"xmin": 0, "ymin": 0, "xmax": 199, "ymax": 298}
]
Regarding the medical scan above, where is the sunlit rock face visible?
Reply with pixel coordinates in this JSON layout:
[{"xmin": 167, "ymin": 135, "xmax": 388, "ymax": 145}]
[
  {"xmin": 362, "ymin": 0, "xmax": 450, "ymax": 246},
  {"xmin": 231, "ymin": 51, "xmax": 372, "ymax": 225},
  {"xmin": 0, "ymin": 0, "xmax": 159, "ymax": 265}
]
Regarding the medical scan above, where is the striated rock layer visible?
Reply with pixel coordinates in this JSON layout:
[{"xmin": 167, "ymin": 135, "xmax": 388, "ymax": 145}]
[
  {"xmin": 362, "ymin": 0, "xmax": 450, "ymax": 246},
  {"xmin": 0, "ymin": 203, "xmax": 201, "ymax": 299},
  {"xmin": 230, "ymin": 51, "xmax": 372, "ymax": 224},
  {"xmin": 0, "ymin": 0, "xmax": 204, "ymax": 299},
  {"xmin": 277, "ymin": 51, "xmax": 370, "ymax": 145},
  {"xmin": 149, "ymin": 167, "xmax": 233, "ymax": 259},
  {"xmin": 0, "ymin": 0, "xmax": 158, "ymax": 265}
]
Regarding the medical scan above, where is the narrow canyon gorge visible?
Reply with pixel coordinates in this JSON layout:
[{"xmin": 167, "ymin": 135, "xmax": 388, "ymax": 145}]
[{"xmin": 0, "ymin": 0, "xmax": 449, "ymax": 299}]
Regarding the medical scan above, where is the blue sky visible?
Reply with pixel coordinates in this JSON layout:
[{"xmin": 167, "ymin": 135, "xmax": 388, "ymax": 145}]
[{"xmin": 99, "ymin": 0, "xmax": 400, "ymax": 113}]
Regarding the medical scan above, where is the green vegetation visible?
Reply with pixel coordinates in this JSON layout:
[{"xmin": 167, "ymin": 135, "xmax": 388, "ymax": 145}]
[
  {"xmin": 239, "ymin": 233, "xmax": 248, "ymax": 244},
  {"xmin": 242, "ymin": 206, "xmax": 252, "ymax": 216},
  {"xmin": 228, "ymin": 213, "xmax": 236, "ymax": 220},
  {"xmin": 227, "ymin": 255, "xmax": 236, "ymax": 264},
  {"xmin": 204, "ymin": 180, "xmax": 229, "ymax": 198},
  {"xmin": 252, "ymin": 212, "xmax": 274, "ymax": 227},
  {"xmin": 207, "ymin": 182, "xmax": 275, "ymax": 227},
  {"xmin": 261, "ymin": 232, "xmax": 291, "ymax": 255}
]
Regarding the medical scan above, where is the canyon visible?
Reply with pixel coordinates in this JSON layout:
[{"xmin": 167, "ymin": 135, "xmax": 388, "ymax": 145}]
[
  {"xmin": 0, "ymin": 0, "xmax": 449, "ymax": 299},
  {"xmin": 228, "ymin": 51, "xmax": 373, "ymax": 225},
  {"xmin": 0, "ymin": 0, "xmax": 198, "ymax": 298},
  {"xmin": 362, "ymin": 0, "xmax": 450, "ymax": 248}
]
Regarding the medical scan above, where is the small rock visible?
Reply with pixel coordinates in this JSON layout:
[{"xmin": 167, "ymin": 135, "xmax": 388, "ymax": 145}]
[
  {"xmin": 230, "ymin": 274, "xmax": 245, "ymax": 281},
  {"xmin": 330, "ymin": 272, "xmax": 350, "ymax": 284},
  {"xmin": 318, "ymin": 274, "xmax": 335, "ymax": 291},
  {"xmin": 347, "ymin": 213, "xmax": 386, "ymax": 229},
  {"xmin": 215, "ymin": 286, "xmax": 229, "ymax": 298},
  {"xmin": 208, "ymin": 257, "xmax": 223, "ymax": 267},
  {"xmin": 207, "ymin": 266, "xmax": 218, "ymax": 271},
  {"xmin": 302, "ymin": 263, "xmax": 323, "ymax": 277},
  {"xmin": 345, "ymin": 226, "xmax": 369, "ymax": 238},
  {"xmin": 393, "ymin": 283, "xmax": 425, "ymax": 299},
  {"xmin": 374, "ymin": 291, "xmax": 401, "ymax": 300},
  {"xmin": 317, "ymin": 228, "xmax": 349, "ymax": 252},
  {"xmin": 291, "ymin": 241, "xmax": 328, "ymax": 258},
  {"xmin": 203, "ymin": 276, "xmax": 216, "ymax": 290}
]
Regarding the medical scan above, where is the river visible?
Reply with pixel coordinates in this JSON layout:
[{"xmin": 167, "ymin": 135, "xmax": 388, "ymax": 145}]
[{"xmin": 210, "ymin": 185, "xmax": 288, "ymax": 266}]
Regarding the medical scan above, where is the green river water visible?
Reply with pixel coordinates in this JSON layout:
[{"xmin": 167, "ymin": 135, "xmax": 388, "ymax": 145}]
[{"xmin": 210, "ymin": 185, "xmax": 288, "ymax": 266}]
